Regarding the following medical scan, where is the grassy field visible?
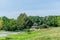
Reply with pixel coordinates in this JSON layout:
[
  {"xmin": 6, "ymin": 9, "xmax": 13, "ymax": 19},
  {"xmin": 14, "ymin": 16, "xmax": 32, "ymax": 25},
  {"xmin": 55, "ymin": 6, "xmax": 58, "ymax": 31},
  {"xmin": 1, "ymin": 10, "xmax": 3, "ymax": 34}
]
[{"xmin": 0, "ymin": 27, "xmax": 60, "ymax": 40}]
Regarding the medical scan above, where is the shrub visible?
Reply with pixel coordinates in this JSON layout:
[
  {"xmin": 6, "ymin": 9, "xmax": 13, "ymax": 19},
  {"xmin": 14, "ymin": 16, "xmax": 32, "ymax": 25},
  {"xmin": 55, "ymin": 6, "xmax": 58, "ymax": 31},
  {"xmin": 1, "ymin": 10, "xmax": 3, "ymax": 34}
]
[{"xmin": 40, "ymin": 24, "xmax": 49, "ymax": 29}]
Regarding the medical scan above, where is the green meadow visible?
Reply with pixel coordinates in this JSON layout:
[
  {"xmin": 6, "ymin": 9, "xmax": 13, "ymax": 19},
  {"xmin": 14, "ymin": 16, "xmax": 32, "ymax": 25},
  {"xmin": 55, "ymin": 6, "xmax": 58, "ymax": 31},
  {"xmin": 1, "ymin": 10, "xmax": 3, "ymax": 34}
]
[{"xmin": 0, "ymin": 27, "xmax": 60, "ymax": 40}]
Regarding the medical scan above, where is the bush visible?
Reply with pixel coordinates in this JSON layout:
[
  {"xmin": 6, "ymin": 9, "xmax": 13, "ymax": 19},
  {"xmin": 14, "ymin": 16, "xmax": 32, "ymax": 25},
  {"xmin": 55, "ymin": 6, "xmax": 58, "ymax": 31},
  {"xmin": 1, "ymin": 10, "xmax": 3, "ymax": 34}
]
[
  {"xmin": 40, "ymin": 24, "xmax": 49, "ymax": 29},
  {"xmin": 22, "ymin": 29, "xmax": 32, "ymax": 34},
  {"xmin": 5, "ymin": 37, "xmax": 12, "ymax": 40}
]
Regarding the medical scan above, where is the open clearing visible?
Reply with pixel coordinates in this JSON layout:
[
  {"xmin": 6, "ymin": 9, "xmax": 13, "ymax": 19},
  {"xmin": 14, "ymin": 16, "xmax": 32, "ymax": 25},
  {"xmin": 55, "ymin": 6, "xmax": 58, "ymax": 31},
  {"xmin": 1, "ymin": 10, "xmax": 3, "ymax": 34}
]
[{"xmin": 0, "ymin": 27, "xmax": 60, "ymax": 40}]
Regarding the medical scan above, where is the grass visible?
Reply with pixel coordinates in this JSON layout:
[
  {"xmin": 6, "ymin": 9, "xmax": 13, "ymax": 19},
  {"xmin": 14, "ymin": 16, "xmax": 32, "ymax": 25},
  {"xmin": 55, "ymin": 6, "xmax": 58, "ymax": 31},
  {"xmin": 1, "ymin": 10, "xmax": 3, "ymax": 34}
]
[{"xmin": 0, "ymin": 27, "xmax": 60, "ymax": 40}]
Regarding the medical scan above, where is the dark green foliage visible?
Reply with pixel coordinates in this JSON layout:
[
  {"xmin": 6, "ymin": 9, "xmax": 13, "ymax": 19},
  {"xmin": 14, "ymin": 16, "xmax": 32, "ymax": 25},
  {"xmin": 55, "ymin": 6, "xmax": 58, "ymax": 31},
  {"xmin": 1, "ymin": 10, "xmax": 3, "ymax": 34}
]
[
  {"xmin": 28, "ymin": 15, "xmax": 60, "ymax": 29},
  {"xmin": 40, "ymin": 24, "xmax": 49, "ymax": 29},
  {"xmin": 23, "ymin": 29, "xmax": 31, "ymax": 34},
  {"xmin": 1, "ymin": 16, "xmax": 17, "ymax": 31},
  {"xmin": 7, "ymin": 19, "xmax": 17, "ymax": 31},
  {"xmin": 2, "ymin": 16, "xmax": 10, "ymax": 30},
  {"xmin": 29, "ymin": 16, "xmax": 40, "ymax": 26},
  {"xmin": 0, "ymin": 13, "xmax": 60, "ymax": 31},
  {"xmin": 17, "ymin": 13, "xmax": 33, "ymax": 30},
  {"xmin": 45, "ymin": 16, "xmax": 58, "ymax": 27},
  {"xmin": 5, "ymin": 37, "xmax": 12, "ymax": 40}
]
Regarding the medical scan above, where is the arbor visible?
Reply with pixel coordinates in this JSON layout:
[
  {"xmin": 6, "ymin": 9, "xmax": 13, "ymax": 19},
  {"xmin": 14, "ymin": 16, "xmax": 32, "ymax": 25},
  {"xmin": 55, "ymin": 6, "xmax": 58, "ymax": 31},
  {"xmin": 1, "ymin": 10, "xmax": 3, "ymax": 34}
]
[
  {"xmin": 7, "ymin": 19, "xmax": 17, "ymax": 31},
  {"xmin": 2, "ymin": 16, "xmax": 10, "ymax": 30},
  {"xmin": 0, "ymin": 13, "xmax": 59, "ymax": 31},
  {"xmin": 46, "ymin": 16, "xmax": 58, "ymax": 27},
  {"xmin": 29, "ymin": 16, "xmax": 40, "ymax": 26},
  {"xmin": 17, "ymin": 13, "xmax": 33, "ymax": 30},
  {"xmin": 0, "ymin": 20, "xmax": 3, "ymax": 30},
  {"xmin": 56, "ymin": 16, "xmax": 60, "ymax": 26},
  {"xmin": 2, "ymin": 16, "xmax": 17, "ymax": 31}
]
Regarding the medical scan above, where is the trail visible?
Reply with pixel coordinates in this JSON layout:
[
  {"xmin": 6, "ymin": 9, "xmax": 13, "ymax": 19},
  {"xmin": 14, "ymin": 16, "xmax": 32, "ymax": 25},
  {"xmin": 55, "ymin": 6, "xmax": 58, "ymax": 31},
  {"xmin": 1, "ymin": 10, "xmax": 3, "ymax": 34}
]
[{"xmin": 0, "ymin": 32, "xmax": 20, "ymax": 37}]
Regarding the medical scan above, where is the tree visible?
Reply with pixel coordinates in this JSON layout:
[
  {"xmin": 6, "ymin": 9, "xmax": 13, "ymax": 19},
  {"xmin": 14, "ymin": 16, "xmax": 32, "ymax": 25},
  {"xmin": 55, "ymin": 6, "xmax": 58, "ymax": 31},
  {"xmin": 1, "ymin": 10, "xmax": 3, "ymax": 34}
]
[
  {"xmin": 2, "ymin": 16, "xmax": 10, "ymax": 30},
  {"xmin": 7, "ymin": 19, "xmax": 17, "ymax": 31},
  {"xmin": 56, "ymin": 16, "xmax": 60, "ymax": 26},
  {"xmin": 29, "ymin": 16, "xmax": 40, "ymax": 26},
  {"xmin": 0, "ymin": 20, "xmax": 3, "ymax": 30},
  {"xmin": 46, "ymin": 16, "xmax": 58, "ymax": 27},
  {"xmin": 17, "ymin": 13, "xmax": 33, "ymax": 30}
]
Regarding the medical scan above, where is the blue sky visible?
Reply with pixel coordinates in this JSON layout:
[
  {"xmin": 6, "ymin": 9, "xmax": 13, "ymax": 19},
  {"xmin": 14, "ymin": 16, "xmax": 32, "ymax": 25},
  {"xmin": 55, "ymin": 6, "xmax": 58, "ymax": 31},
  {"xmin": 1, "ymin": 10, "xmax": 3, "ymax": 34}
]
[{"xmin": 0, "ymin": 0, "xmax": 60, "ymax": 18}]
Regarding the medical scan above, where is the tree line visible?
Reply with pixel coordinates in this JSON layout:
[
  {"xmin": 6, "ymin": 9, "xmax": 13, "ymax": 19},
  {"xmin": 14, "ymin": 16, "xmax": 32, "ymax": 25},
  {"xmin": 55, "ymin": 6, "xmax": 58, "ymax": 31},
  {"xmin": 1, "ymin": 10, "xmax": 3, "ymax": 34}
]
[{"xmin": 0, "ymin": 13, "xmax": 60, "ymax": 31}]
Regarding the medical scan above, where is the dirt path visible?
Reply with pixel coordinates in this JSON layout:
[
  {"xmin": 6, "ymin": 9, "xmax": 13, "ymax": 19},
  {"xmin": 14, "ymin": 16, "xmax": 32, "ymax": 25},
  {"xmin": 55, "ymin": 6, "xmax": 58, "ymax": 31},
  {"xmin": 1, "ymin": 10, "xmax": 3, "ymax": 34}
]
[{"xmin": 0, "ymin": 32, "xmax": 20, "ymax": 37}]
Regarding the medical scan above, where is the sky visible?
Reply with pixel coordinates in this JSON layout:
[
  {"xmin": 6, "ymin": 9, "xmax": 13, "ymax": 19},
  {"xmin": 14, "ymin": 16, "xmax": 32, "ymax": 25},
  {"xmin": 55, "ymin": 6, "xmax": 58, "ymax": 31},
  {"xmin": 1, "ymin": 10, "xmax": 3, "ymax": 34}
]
[{"xmin": 0, "ymin": 0, "xmax": 60, "ymax": 19}]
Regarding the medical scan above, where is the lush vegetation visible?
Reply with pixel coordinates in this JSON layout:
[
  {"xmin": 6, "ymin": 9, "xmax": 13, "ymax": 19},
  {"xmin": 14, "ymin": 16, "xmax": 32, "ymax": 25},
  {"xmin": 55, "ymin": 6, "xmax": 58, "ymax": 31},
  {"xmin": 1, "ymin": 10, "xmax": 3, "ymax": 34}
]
[
  {"xmin": 17, "ymin": 13, "xmax": 33, "ymax": 30},
  {"xmin": 0, "ymin": 13, "xmax": 33, "ymax": 31},
  {"xmin": 0, "ymin": 13, "xmax": 60, "ymax": 40},
  {"xmin": 0, "ymin": 27, "xmax": 60, "ymax": 40},
  {"xmin": 0, "ymin": 13, "xmax": 60, "ymax": 31}
]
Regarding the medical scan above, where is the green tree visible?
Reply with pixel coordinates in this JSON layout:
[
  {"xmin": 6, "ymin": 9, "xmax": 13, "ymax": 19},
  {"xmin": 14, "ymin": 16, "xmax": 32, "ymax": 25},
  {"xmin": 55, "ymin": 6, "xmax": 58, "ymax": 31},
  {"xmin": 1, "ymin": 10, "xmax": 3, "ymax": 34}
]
[
  {"xmin": 56, "ymin": 16, "xmax": 60, "ymax": 26},
  {"xmin": 29, "ymin": 16, "xmax": 40, "ymax": 26},
  {"xmin": 0, "ymin": 20, "xmax": 3, "ymax": 30},
  {"xmin": 2, "ymin": 16, "xmax": 10, "ymax": 30},
  {"xmin": 17, "ymin": 13, "xmax": 33, "ymax": 30},
  {"xmin": 7, "ymin": 19, "xmax": 17, "ymax": 31},
  {"xmin": 46, "ymin": 16, "xmax": 58, "ymax": 27}
]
